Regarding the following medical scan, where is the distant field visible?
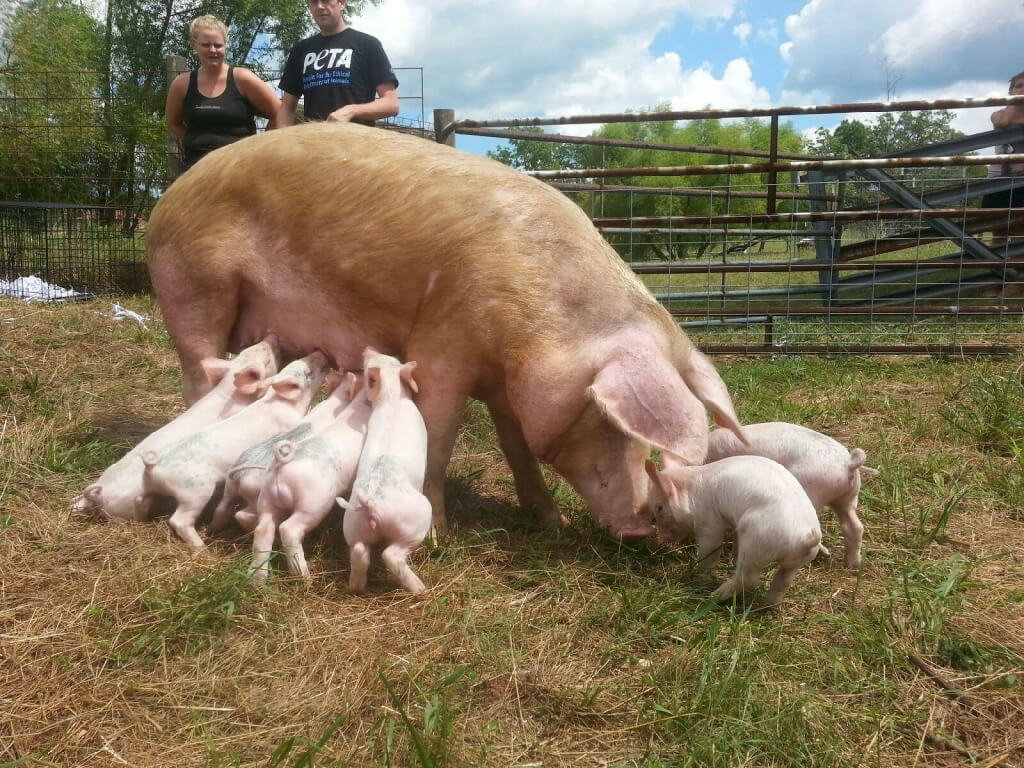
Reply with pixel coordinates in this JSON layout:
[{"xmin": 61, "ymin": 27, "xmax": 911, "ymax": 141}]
[{"xmin": 1, "ymin": 296, "xmax": 1022, "ymax": 767}]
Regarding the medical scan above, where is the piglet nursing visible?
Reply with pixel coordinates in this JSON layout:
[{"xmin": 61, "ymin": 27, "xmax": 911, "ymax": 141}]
[
  {"xmin": 209, "ymin": 371, "xmax": 354, "ymax": 535},
  {"xmin": 72, "ymin": 337, "xmax": 280, "ymax": 521},
  {"xmin": 705, "ymin": 422, "xmax": 879, "ymax": 569},
  {"xmin": 247, "ymin": 372, "xmax": 371, "ymax": 582},
  {"xmin": 135, "ymin": 351, "xmax": 328, "ymax": 550},
  {"xmin": 646, "ymin": 456, "xmax": 824, "ymax": 607},
  {"xmin": 339, "ymin": 349, "xmax": 431, "ymax": 594}
]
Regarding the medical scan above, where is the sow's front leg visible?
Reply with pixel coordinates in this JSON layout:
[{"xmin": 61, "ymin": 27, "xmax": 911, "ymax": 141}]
[
  {"xmin": 487, "ymin": 401, "xmax": 562, "ymax": 527},
  {"xmin": 148, "ymin": 243, "xmax": 238, "ymax": 405},
  {"xmin": 418, "ymin": 386, "xmax": 468, "ymax": 539}
]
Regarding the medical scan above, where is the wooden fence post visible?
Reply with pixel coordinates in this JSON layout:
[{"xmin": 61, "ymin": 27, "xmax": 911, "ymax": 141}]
[
  {"xmin": 433, "ymin": 108, "xmax": 455, "ymax": 147},
  {"xmin": 165, "ymin": 55, "xmax": 189, "ymax": 182}
]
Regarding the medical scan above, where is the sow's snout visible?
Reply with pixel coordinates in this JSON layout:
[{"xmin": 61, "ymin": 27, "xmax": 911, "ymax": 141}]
[{"xmin": 614, "ymin": 520, "xmax": 655, "ymax": 540}]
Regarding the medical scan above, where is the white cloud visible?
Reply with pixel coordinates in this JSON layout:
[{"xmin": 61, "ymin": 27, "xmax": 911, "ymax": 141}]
[
  {"xmin": 353, "ymin": 0, "xmax": 758, "ymax": 126},
  {"xmin": 755, "ymin": 19, "xmax": 777, "ymax": 45},
  {"xmin": 733, "ymin": 22, "xmax": 752, "ymax": 43},
  {"xmin": 780, "ymin": 0, "xmax": 1024, "ymax": 103}
]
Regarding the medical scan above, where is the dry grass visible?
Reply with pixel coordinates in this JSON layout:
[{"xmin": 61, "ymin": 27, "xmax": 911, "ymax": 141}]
[{"xmin": 2, "ymin": 297, "xmax": 1023, "ymax": 767}]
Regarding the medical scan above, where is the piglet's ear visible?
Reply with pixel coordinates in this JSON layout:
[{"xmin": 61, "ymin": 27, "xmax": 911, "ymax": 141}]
[
  {"xmin": 587, "ymin": 345, "xmax": 709, "ymax": 465},
  {"xmin": 645, "ymin": 458, "xmax": 678, "ymax": 502},
  {"xmin": 679, "ymin": 348, "xmax": 748, "ymax": 445},
  {"xmin": 202, "ymin": 358, "xmax": 232, "ymax": 387},
  {"xmin": 271, "ymin": 379, "xmax": 302, "ymax": 401},
  {"xmin": 399, "ymin": 361, "xmax": 419, "ymax": 394},
  {"xmin": 324, "ymin": 371, "xmax": 344, "ymax": 393},
  {"xmin": 364, "ymin": 367, "xmax": 381, "ymax": 404},
  {"xmin": 232, "ymin": 366, "xmax": 265, "ymax": 396},
  {"xmin": 346, "ymin": 371, "xmax": 362, "ymax": 400}
]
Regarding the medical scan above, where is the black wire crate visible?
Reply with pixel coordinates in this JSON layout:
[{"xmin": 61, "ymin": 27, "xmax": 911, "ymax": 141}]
[{"xmin": 0, "ymin": 202, "xmax": 149, "ymax": 299}]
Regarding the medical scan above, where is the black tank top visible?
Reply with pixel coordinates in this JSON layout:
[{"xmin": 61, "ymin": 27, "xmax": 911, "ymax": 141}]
[{"xmin": 182, "ymin": 67, "xmax": 258, "ymax": 166}]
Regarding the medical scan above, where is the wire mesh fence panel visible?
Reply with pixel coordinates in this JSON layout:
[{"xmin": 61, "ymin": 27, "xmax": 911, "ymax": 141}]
[
  {"xmin": 0, "ymin": 66, "xmax": 428, "ymax": 215},
  {"xmin": 0, "ymin": 65, "xmax": 427, "ymax": 301},
  {"xmin": 0, "ymin": 203, "xmax": 147, "ymax": 299}
]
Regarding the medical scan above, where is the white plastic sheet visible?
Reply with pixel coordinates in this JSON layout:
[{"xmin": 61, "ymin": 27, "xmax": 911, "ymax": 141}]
[{"xmin": 0, "ymin": 275, "xmax": 89, "ymax": 302}]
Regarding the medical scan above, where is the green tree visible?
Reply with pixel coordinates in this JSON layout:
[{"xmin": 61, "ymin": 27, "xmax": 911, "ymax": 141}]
[
  {"xmin": 0, "ymin": 0, "xmax": 380, "ymax": 218},
  {"xmin": 0, "ymin": 0, "xmax": 105, "ymax": 203},
  {"xmin": 810, "ymin": 110, "xmax": 962, "ymax": 158},
  {"xmin": 809, "ymin": 110, "xmax": 981, "ymax": 212}
]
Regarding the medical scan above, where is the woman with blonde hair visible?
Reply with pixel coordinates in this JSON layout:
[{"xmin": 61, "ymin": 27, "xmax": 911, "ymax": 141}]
[{"xmin": 165, "ymin": 15, "xmax": 281, "ymax": 171}]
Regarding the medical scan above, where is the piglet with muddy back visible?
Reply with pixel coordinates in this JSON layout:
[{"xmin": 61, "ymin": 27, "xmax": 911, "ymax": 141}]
[
  {"xmin": 135, "ymin": 352, "xmax": 329, "ymax": 549},
  {"xmin": 208, "ymin": 370, "xmax": 354, "ymax": 535},
  {"xmin": 245, "ymin": 371, "xmax": 371, "ymax": 583},
  {"xmin": 145, "ymin": 122, "xmax": 748, "ymax": 541},
  {"xmin": 72, "ymin": 337, "xmax": 280, "ymax": 521}
]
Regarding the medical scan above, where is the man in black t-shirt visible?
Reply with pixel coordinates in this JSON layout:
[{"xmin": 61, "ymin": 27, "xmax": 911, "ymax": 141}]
[{"xmin": 278, "ymin": 0, "xmax": 399, "ymax": 126}]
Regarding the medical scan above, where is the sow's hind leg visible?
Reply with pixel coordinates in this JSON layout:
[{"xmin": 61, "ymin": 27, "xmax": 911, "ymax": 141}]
[{"xmin": 148, "ymin": 243, "xmax": 239, "ymax": 405}]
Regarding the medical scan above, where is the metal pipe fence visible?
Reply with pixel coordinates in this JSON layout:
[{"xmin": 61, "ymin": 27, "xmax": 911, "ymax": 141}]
[{"xmin": 439, "ymin": 97, "xmax": 1024, "ymax": 354}]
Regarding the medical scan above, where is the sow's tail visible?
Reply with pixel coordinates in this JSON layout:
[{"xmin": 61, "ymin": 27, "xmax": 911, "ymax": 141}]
[{"xmin": 848, "ymin": 448, "xmax": 880, "ymax": 479}]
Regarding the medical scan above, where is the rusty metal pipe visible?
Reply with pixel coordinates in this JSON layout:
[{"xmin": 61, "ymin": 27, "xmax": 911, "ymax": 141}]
[
  {"xmin": 455, "ymin": 126, "xmax": 824, "ymax": 160},
  {"xmin": 551, "ymin": 182, "xmax": 835, "ymax": 202},
  {"xmin": 438, "ymin": 95, "xmax": 1024, "ymax": 141},
  {"xmin": 668, "ymin": 305, "xmax": 1023, "ymax": 317},
  {"xmin": 699, "ymin": 344, "xmax": 1015, "ymax": 356},
  {"xmin": 594, "ymin": 208, "xmax": 1022, "ymax": 226},
  {"xmin": 631, "ymin": 258, "xmax": 1024, "ymax": 274},
  {"xmin": 528, "ymin": 153, "xmax": 1024, "ymax": 179}
]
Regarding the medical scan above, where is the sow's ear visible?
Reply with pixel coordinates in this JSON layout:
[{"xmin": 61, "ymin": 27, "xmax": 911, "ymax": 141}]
[
  {"xmin": 586, "ymin": 346, "xmax": 709, "ymax": 465},
  {"xmin": 679, "ymin": 348, "xmax": 748, "ymax": 445}
]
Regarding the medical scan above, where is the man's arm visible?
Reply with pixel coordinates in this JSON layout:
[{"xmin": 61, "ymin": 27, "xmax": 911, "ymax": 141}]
[
  {"xmin": 277, "ymin": 92, "xmax": 300, "ymax": 128},
  {"xmin": 991, "ymin": 100, "xmax": 1024, "ymax": 129},
  {"xmin": 326, "ymin": 83, "xmax": 400, "ymax": 123}
]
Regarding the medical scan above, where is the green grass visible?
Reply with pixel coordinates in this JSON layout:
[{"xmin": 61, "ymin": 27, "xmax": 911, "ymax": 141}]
[
  {"xmin": 97, "ymin": 557, "xmax": 255, "ymax": 665},
  {"xmin": 2, "ymin": 298, "xmax": 1023, "ymax": 766}
]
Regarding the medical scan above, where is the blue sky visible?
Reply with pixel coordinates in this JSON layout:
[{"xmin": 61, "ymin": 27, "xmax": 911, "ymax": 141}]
[{"xmin": 347, "ymin": 0, "xmax": 1024, "ymax": 156}]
